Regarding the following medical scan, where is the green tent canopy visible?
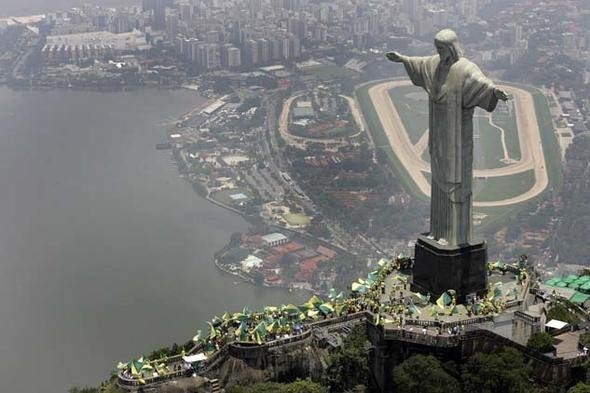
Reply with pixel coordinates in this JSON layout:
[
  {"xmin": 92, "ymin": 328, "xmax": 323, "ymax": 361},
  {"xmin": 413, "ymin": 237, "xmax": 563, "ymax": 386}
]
[
  {"xmin": 318, "ymin": 302, "xmax": 334, "ymax": 316},
  {"xmin": 283, "ymin": 304, "xmax": 300, "ymax": 316},
  {"xmin": 579, "ymin": 276, "xmax": 590, "ymax": 283},
  {"xmin": 545, "ymin": 278, "xmax": 561, "ymax": 286},
  {"xmin": 408, "ymin": 302, "xmax": 421, "ymax": 316},
  {"xmin": 568, "ymin": 283, "xmax": 580, "ymax": 290},
  {"xmin": 307, "ymin": 295, "xmax": 323, "ymax": 307},
  {"xmin": 563, "ymin": 275, "xmax": 579, "ymax": 283},
  {"xmin": 328, "ymin": 288, "xmax": 344, "ymax": 301},
  {"xmin": 352, "ymin": 281, "xmax": 369, "ymax": 293},
  {"xmin": 235, "ymin": 321, "xmax": 248, "ymax": 341},
  {"xmin": 448, "ymin": 304, "xmax": 460, "ymax": 316},
  {"xmin": 412, "ymin": 291, "xmax": 430, "ymax": 304},
  {"xmin": 334, "ymin": 303, "xmax": 348, "ymax": 316},
  {"xmin": 555, "ymin": 281, "xmax": 568, "ymax": 288},
  {"xmin": 570, "ymin": 292, "xmax": 590, "ymax": 304},
  {"xmin": 436, "ymin": 291, "xmax": 452, "ymax": 310},
  {"xmin": 367, "ymin": 271, "xmax": 379, "ymax": 285}
]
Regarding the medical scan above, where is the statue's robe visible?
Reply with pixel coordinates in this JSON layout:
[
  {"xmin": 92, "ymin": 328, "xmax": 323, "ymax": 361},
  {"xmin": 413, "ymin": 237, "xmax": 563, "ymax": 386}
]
[{"xmin": 402, "ymin": 55, "xmax": 498, "ymax": 245}]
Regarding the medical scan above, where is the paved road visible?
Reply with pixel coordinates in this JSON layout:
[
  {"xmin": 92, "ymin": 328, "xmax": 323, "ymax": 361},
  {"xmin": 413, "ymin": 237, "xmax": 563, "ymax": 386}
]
[{"xmin": 365, "ymin": 80, "xmax": 549, "ymax": 207}]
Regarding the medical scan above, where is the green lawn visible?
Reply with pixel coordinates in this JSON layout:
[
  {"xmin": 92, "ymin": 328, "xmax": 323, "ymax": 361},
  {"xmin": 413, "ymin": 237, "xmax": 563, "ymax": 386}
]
[
  {"xmin": 284, "ymin": 213, "xmax": 311, "ymax": 226},
  {"xmin": 491, "ymin": 100, "xmax": 521, "ymax": 160},
  {"xmin": 210, "ymin": 188, "xmax": 253, "ymax": 206},
  {"xmin": 475, "ymin": 115, "xmax": 508, "ymax": 170},
  {"xmin": 292, "ymin": 122, "xmax": 357, "ymax": 139},
  {"xmin": 388, "ymin": 85, "xmax": 429, "ymax": 145},
  {"xmin": 324, "ymin": 123, "xmax": 358, "ymax": 138},
  {"xmin": 474, "ymin": 170, "xmax": 536, "ymax": 202},
  {"xmin": 532, "ymin": 90, "xmax": 562, "ymax": 191}
]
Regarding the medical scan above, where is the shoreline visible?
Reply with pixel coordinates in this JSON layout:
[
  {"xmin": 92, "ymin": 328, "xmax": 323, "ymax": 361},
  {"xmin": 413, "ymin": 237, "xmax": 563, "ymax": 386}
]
[{"xmin": 164, "ymin": 99, "xmax": 354, "ymax": 292}]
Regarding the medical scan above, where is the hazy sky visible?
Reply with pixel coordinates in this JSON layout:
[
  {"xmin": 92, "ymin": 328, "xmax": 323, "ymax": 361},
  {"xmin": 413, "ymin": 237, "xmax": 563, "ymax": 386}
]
[{"xmin": 1, "ymin": 0, "xmax": 138, "ymax": 17}]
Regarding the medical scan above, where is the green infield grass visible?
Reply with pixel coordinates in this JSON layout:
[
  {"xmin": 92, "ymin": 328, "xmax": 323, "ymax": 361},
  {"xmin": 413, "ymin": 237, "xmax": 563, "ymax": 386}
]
[
  {"xmin": 388, "ymin": 85, "xmax": 429, "ymax": 145},
  {"xmin": 491, "ymin": 100, "xmax": 521, "ymax": 160},
  {"xmin": 475, "ymin": 114, "xmax": 508, "ymax": 170},
  {"xmin": 474, "ymin": 169, "xmax": 536, "ymax": 202}
]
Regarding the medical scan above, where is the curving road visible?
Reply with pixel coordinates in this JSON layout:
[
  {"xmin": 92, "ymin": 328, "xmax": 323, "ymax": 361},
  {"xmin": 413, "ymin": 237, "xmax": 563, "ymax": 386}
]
[{"xmin": 364, "ymin": 80, "xmax": 549, "ymax": 207}]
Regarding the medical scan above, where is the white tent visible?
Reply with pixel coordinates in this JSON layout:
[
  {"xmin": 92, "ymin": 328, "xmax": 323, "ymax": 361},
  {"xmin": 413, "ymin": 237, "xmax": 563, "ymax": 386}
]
[
  {"xmin": 545, "ymin": 319, "xmax": 569, "ymax": 330},
  {"xmin": 182, "ymin": 353, "xmax": 207, "ymax": 363}
]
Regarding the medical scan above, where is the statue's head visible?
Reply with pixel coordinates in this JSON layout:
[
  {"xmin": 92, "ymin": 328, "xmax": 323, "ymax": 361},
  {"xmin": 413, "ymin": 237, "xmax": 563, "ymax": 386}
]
[{"xmin": 434, "ymin": 29, "xmax": 463, "ymax": 63}]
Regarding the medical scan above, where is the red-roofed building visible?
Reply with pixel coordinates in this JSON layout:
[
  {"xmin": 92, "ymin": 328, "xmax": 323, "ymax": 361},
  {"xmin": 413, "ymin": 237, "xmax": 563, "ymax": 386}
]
[
  {"xmin": 294, "ymin": 259, "xmax": 317, "ymax": 281},
  {"xmin": 272, "ymin": 242, "xmax": 305, "ymax": 255},
  {"xmin": 295, "ymin": 248, "xmax": 318, "ymax": 259},
  {"xmin": 294, "ymin": 255, "xmax": 330, "ymax": 281},
  {"xmin": 284, "ymin": 242, "xmax": 305, "ymax": 252}
]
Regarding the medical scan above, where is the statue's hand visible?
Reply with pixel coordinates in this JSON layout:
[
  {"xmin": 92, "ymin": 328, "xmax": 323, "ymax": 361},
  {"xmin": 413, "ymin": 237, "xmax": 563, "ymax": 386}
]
[
  {"xmin": 494, "ymin": 88, "xmax": 510, "ymax": 101},
  {"xmin": 386, "ymin": 51, "xmax": 404, "ymax": 63}
]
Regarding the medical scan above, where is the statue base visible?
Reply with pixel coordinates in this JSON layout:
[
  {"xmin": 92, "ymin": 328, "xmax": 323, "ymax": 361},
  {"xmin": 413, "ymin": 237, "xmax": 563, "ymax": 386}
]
[{"xmin": 412, "ymin": 235, "xmax": 488, "ymax": 303}]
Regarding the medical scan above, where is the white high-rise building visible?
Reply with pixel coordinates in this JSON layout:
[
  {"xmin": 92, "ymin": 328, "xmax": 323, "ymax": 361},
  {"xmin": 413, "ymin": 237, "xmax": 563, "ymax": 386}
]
[{"xmin": 227, "ymin": 46, "xmax": 241, "ymax": 68}]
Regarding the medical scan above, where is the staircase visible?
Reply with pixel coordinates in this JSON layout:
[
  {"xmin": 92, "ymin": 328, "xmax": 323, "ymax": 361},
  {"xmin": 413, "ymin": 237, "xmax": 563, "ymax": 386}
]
[{"xmin": 209, "ymin": 378, "xmax": 221, "ymax": 393}]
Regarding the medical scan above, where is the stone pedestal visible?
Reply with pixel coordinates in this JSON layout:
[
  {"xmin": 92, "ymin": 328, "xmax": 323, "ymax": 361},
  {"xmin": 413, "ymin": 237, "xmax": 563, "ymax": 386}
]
[{"xmin": 412, "ymin": 235, "xmax": 487, "ymax": 303}]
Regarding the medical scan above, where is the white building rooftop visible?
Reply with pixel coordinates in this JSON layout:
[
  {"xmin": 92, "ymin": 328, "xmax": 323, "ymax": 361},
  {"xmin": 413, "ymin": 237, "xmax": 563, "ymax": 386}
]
[
  {"xmin": 240, "ymin": 255, "xmax": 263, "ymax": 271},
  {"xmin": 262, "ymin": 233, "xmax": 287, "ymax": 244},
  {"xmin": 545, "ymin": 319, "xmax": 569, "ymax": 330}
]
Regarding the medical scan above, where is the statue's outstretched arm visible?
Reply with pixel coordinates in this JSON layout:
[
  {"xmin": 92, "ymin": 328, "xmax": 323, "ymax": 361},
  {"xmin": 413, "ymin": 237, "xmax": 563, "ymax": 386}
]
[
  {"xmin": 385, "ymin": 51, "xmax": 406, "ymax": 63},
  {"xmin": 493, "ymin": 88, "xmax": 510, "ymax": 101}
]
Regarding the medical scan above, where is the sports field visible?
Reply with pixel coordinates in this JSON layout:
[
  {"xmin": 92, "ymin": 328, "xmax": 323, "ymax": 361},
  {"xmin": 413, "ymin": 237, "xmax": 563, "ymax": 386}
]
[
  {"xmin": 210, "ymin": 188, "xmax": 253, "ymax": 206},
  {"xmin": 284, "ymin": 213, "xmax": 311, "ymax": 227},
  {"xmin": 474, "ymin": 170, "xmax": 536, "ymax": 202}
]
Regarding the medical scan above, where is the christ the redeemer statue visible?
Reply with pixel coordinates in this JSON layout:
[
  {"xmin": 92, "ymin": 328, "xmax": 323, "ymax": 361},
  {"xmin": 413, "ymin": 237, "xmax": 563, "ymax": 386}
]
[{"xmin": 386, "ymin": 29, "xmax": 509, "ymax": 246}]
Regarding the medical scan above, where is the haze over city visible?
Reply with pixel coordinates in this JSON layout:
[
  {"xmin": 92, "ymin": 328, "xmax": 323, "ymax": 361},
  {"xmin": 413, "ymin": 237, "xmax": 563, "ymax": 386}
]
[{"xmin": 0, "ymin": 0, "xmax": 588, "ymax": 392}]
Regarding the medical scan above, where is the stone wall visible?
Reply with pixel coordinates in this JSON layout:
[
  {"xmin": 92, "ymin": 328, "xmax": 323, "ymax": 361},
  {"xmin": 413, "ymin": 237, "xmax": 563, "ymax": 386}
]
[
  {"xmin": 213, "ymin": 332, "xmax": 329, "ymax": 387},
  {"xmin": 179, "ymin": 312, "xmax": 579, "ymax": 392}
]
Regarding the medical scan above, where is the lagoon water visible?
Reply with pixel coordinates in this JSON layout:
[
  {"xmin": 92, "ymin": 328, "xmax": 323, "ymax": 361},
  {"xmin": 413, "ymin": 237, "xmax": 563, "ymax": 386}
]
[{"xmin": 0, "ymin": 87, "xmax": 306, "ymax": 392}]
